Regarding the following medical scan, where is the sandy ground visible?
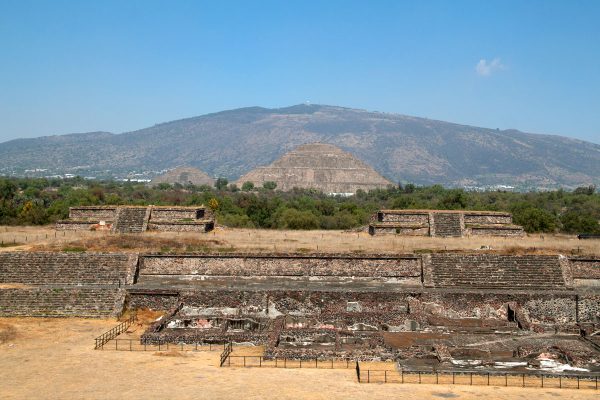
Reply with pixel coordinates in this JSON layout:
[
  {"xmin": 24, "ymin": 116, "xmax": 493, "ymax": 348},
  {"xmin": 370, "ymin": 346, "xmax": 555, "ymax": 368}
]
[
  {"xmin": 0, "ymin": 318, "xmax": 597, "ymax": 399},
  {"xmin": 1, "ymin": 225, "xmax": 598, "ymax": 256}
]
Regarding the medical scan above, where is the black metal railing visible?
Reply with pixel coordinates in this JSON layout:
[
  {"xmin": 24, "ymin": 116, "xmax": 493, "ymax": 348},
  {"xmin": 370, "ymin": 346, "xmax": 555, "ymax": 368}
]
[
  {"xmin": 356, "ymin": 368, "xmax": 599, "ymax": 390},
  {"xmin": 97, "ymin": 339, "xmax": 225, "ymax": 352},
  {"xmin": 220, "ymin": 342, "xmax": 233, "ymax": 367},
  {"xmin": 94, "ymin": 314, "xmax": 136, "ymax": 349},
  {"xmin": 221, "ymin": 354, "xmax": 355, "ymax": 369}
]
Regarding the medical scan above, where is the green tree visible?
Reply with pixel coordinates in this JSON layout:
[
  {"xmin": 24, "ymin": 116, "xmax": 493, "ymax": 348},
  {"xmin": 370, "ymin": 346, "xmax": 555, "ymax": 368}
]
[
  {"xmin": 215, "ymin": 178, "xmax": 229, "ymax": 190},
  {"xmin": 263, "ymin": 181, "xmax": 277, "ymax": 190},
  {"xmin": 277, "ymin": 208, "xmax": 319, "ymax": 229},
  {"xmin": 512, "ymin": 207, "xmax": 557, "ymax": 233},
  {"xmin": 241, "ymin": 181, "xmax": 255, "ymax": 191}
]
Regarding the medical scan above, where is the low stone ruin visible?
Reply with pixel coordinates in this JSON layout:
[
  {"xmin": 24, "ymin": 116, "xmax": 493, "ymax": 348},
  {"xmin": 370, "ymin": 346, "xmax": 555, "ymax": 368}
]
[
  {"xmin": 56, "ymin": 205, "xmax": 215, "ymax": 233},
  {"xmin": 1, "ymin": 250, "xmax": 598, "ymax": 373},
  {"xmin": 369, "ymin": 209, "xmax": 524, "ymax": 237}
]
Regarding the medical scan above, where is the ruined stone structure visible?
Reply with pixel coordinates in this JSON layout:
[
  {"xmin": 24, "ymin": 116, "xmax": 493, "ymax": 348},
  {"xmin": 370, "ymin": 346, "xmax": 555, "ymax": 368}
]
[
  {"xmin": 236, "ymin": 143, "xmax": 392, "ymax": 194},
  {"xmin": 151, "ymin": 166, "xmax": 215, "ymax": 187},
  {"xmin": 56, "ymin": 205, "xmax": 214, "ymax": 233},
  {"xmin": 369, "ymin": 210, "xmax": 524, "ymax": 237},
  {"xmin": 1, "ymin": 250, "xmax": 598, "ymax": 371},
  {"xmin": 0, "ymin": 252, "xmax": 137, "ymax": 317},
  {"xmin": 122, "ymin": 252, "xmax": 599, "ymax": 368}
]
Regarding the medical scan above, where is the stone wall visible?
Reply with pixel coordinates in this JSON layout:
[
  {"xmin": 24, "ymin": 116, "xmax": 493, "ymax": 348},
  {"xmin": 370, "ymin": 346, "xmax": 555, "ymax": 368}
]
[
  {"xmin": 378, "ymin": 212, "xmax": 429, "ymax": 223},
  {"xmin": 463, "ymin": 213, "xmax": 513, "ymax": 225},
  {"xmin": 69, "ymin": 206, "xmax": 118, "ymax": 221},
  {"xmin": 467, "ymin": 227, "xmax": 524, "ymax": 237},
  {"xmin": 150, "ymin": 207, "xmax": 206, "ymax": 221},
  {"xmin": 0, "ymin": 252, "xmax": 135, "ymax": 317},
  {"xmin": 368, "ymin": 226, "xmax": 429, "ymax": 236},
  {"xmin": 59, "ymin": 205, "xmax": 215, "ymax": 233},
  {"xmin": 578, "ymin": 294, "xmax": 600, "ymax": 323},
  {"xmin": 139, "ymin": 254, "xmax": 421, "ymax": 278},
  {"xmin": 147, "ymin": 221, "xmax": 214, "ymax": 232},
  {"xmin": 0, "ymin": 287, "xmax": 123, "ymax": 317},
  {"xmin": 0, "ymin": 252, "xmax": 137, "ymax": 285},
  {"xmin": 370, "ymin": 210, "xmax": 523, "ymax": 237},
  {"xmin": 569, "ymin": 258, "xmax": 600, "ymax": 278},
  {"xmin": 428, "ymin": 253, "xmax": 566, "ymax": 289}
]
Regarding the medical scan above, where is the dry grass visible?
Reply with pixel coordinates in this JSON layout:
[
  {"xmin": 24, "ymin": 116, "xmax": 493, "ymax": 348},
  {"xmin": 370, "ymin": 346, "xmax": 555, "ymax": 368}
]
[
  {"xmin": 153, "ymin": 349, "xmax": 188, "ymax": 357},
  {"xmin": 0, "ymin": 283, "xmax": 32, "ymax": 289},
  {"xmin": 0, "ymin": 322, "xmax": 17, "ymax": 344},
  {"xmin": 1, "ymin": 225, "xmax": 598, "ymax": 256}
]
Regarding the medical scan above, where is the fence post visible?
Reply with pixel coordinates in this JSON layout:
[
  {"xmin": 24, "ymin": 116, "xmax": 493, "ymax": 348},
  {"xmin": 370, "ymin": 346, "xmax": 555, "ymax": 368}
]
[
  {"xmin": 522, "ymin": 373, "xmax": 525, "ymax": 387},
  {"xmin": 505, "ymin": 373, "xmax": 507, "ymax": 387},
  {"xmin": 419, "ymin": 371, "xmax": 421, "ymax": 384},
  {"xmin": 470, "ymin": 373, "xmax": 472, "ymax": 385},
  {"xmin": 541, "ymin": 375, "xmax": 544, "ymax": 388},
  {"xmin": 368, "ymin": 370, "xmax": 370, "ymax": 383},
  {"xmin": 385, "ymin": 370, "xmax": 387, "ymax": 383},
  {"xmin": 130, "ymin": 340, "xmax": 132, "ymax": 351},
  {"xmin": 452, "ymin": 372, "xmax": 455, "ymax": 385},
  {"xmin": 436, "ymin": 372, "xmax": 438, "ymax": 384},
  {"xmin": 577, "ymin": 376, "xmax": 579, "ymax": 389},
  {"xmin": 402, "ymin": 370, "xmax": 404, "ymax": 383},
  {"xmin": 559, "ymin": 376, "xmax": 561, "ymax": 388},
  {"xmin": 487, "ymin": 373, "xmax": 489, "ymax": 386}
]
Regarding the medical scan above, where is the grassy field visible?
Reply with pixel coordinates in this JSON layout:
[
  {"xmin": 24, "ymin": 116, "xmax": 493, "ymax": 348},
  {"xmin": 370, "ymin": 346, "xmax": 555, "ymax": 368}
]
[{"xmin": 0, "ymin": 225, "xmax": 597, "ymax": 256}]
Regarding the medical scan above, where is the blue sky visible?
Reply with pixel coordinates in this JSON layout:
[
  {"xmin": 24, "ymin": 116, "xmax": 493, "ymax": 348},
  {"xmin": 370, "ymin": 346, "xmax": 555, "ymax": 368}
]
[{"xmin": 0, "ymin": 0, "xmax": 599, "ymax": 143}]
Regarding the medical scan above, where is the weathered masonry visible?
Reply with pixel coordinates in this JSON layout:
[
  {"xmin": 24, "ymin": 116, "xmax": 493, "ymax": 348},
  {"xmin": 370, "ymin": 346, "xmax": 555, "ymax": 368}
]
[
  {"xmin": 0, "ymin": 252, "xmax": 137, "ymax": 317},
  {"xmin": 56, "ymin": 205, "xmax": 215, "ymax": 233},
  {"xmin": 1, "ymin": 251, "xmax": 598, "ymax": 370},
  {"xmin": 368, "ymin": 209, "xmax": 524, "ymax": 237}
]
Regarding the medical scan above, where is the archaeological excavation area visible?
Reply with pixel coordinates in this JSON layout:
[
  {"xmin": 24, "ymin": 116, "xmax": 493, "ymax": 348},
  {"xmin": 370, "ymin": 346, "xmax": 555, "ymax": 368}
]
[{"xmin": 1, "ymin": 247, "xmax": 599, "ymax": 385}]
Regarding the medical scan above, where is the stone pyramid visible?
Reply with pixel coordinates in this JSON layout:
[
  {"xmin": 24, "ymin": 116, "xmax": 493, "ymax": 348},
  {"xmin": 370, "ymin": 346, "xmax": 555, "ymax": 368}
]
[
  {"xmin": 236, "ymin": 143, "xmax": 392, "ymax": 193},
  {"xmin": 152, "ymin": 166, "xmax": 215, "ymax": 187}
]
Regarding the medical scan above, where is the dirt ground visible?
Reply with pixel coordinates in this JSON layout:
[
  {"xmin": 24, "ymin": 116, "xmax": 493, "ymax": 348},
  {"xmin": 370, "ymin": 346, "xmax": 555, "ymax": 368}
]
[
  {"xmin": 0, "ymin": 318, "xmax": 597, "ymax": 399},
  {"xmin": 1, "ymin": 225, "xmax": 598, "ymax": 256}
]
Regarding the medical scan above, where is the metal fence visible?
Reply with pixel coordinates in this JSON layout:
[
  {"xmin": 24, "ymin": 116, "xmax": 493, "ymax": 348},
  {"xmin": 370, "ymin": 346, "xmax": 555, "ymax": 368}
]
[
  {"xmin": 356, "ymin": 365, "xmax": 599, "ymax": 390},
  {"xmin": 98, "ymin": 339, "xmax": 226, "ymax": 352},
  {"xmin": 220, "ymin": 353, "xmax": 355, "ymax": 369},
  {"xmin": 94, "ymin": 315, "xmax": 136, "ymax": 349}
]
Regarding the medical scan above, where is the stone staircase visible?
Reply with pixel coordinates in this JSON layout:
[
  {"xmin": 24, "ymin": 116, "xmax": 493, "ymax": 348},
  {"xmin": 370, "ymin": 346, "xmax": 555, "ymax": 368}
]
[
  {"xmin": 432, "ymin": 213, "xmax": 462, "ymax": 237},
  {"xmin": 0, "ymin": 252, "xmax": 132, "ymax": 286},
  {"xmin": 430, "ymin": 254, "xmax": 567, "ymax": 289},
  {"xmin": 111, "ymin": 207, "xmax": 149, "ymax": 233},
  {"xmin": 0, "ymin": 288, "xmax": 121, "ymax": 317},
  {"xmin": 0, "ymin": 252, "xmax": 134, "ymax": 317}
]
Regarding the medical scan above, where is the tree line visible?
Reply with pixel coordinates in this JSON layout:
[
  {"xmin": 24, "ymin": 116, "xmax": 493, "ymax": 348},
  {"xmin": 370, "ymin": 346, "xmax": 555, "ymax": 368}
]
[{"xmin": 0, "ymin": 177, "xmax": 598, "ymax": 234}]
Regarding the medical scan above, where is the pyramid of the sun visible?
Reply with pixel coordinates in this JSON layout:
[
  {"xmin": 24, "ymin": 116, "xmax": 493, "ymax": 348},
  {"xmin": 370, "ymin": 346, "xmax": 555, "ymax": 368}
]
[
  {"xmin": 236, "ymin": 143, "xmax": 392, "ymax": 193},
  {"xmin": 151, "ymin": 166, "xmax": 215, "ymax": 187}
]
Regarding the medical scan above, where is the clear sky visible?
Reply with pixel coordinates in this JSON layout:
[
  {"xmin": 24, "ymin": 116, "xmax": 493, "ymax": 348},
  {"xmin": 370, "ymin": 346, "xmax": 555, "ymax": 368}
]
[{"xmin": 1, "ymin": 0, "xmax": 599, "ymax": 144}]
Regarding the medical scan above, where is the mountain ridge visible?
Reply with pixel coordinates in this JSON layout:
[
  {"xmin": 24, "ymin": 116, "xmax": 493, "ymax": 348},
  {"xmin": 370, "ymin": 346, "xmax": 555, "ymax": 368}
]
[{"xmin": 1, "ymin": 104, "xmax": 599, "ymax": 190}]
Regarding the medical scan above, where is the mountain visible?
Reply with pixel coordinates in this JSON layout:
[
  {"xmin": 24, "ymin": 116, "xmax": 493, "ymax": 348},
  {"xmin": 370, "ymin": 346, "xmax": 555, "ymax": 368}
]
[
  {"xmin": 236, "ymin": 143, "xmax": 392, "ymax": 193},
  {"xmin": 1, "ymin": 104, "xmax": 599, "ymax": 189},
  {"xmin": 151, "ymin": 166, "xmax": 215, "ymax": 187}
]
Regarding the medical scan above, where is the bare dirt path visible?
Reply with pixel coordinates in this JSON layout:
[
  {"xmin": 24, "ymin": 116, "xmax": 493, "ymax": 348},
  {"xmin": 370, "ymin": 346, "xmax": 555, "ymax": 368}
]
[{"xmin": 0, "ymin": 318, "xmax": 597, "ymax": 399}]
